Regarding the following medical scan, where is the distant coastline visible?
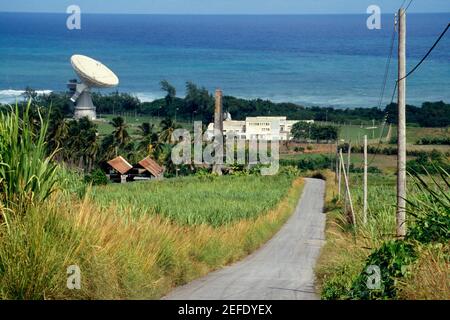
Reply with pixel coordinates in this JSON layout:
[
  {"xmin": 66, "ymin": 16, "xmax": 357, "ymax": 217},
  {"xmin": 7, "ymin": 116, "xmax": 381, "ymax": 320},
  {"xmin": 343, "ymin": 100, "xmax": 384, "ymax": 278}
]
[{"xmin": 1, "ymin": 13, "xmax": 449, "ymax": 108}]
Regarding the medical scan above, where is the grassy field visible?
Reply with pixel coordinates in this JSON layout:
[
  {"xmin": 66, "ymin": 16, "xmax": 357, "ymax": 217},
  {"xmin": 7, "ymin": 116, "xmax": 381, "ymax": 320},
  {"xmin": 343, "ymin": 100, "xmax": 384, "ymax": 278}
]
[
  {"xmin": 91, "ymin": 175, "xmax": 295, "ymax": 227},
  {"xmin": 322, "ymin": 122, "xmax": 450, "ymax": 147},
  {"xmin": 339, "ymin": 124, "xmax": 389, "ymax": 144},
  {"xmin": 0, "ymin": 174, "xmax": 304, "ymax": 299}
]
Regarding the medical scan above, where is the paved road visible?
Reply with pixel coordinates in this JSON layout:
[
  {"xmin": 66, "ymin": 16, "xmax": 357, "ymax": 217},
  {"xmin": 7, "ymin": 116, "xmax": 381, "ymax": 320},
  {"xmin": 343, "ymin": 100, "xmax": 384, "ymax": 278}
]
[{"xmin": 164, "ymin": 178, "xmax": 326, "ymax": 300}]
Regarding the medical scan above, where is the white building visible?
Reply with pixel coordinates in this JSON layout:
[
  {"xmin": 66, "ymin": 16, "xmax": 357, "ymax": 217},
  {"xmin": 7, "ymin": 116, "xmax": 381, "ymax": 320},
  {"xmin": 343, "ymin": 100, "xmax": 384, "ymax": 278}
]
[{"xmin": 206, "ymin": 116, "xmax": 314, "ymax": 141}]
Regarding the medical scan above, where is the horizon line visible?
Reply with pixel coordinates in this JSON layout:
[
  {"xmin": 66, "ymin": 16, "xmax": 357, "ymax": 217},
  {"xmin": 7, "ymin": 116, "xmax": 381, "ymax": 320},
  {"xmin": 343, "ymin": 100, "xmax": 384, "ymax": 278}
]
[{"xmin": 0, "ymin": 11, "xmax": 447, "ymax": 16}]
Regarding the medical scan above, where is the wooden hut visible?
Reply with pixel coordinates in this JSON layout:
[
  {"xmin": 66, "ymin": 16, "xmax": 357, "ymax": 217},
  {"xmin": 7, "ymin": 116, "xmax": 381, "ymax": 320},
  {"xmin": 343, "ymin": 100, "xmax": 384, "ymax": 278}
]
[
  {"xmin": 129, "ymin": 156, "xmax": 164, "ymax": 181},
  {"xmin": 107, "ymin": 156, "xmax": 133, "ymax": 183}
]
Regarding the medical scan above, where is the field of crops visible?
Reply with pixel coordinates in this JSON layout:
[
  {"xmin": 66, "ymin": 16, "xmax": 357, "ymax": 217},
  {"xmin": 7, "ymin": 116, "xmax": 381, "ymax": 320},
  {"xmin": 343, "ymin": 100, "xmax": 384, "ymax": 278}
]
[{"xmin": 91, "ymin": 175, "xmax": 295, "ymax": 226}]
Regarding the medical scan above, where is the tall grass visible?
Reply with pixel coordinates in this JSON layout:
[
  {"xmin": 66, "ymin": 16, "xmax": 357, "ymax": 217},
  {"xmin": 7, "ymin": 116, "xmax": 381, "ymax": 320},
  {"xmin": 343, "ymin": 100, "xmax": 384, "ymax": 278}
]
[{"xmin": 0, "ymin": 103, "xmax": 59, "ymax": 216}]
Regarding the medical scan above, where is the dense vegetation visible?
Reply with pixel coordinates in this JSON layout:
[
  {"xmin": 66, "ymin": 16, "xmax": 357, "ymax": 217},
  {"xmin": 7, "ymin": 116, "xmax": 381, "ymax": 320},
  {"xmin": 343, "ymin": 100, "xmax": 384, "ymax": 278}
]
[
  {"xmin": 4, "ymin": 84, "xmax": 450, "ymax": 126},
  {"xmin": 291, "ymin": 122, "xmax": 338, "ymax": 141}
]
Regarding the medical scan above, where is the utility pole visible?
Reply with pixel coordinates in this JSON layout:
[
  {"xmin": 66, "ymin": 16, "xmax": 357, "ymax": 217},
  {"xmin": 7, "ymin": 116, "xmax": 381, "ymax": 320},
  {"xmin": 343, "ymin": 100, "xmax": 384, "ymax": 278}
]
[
  {"xmin": 397, "ymin": 8, "xmax": 407, "ymax": 238},
  {"xmin": 363, "ymin": 135, "xmax": 368, "ymax": 225}
]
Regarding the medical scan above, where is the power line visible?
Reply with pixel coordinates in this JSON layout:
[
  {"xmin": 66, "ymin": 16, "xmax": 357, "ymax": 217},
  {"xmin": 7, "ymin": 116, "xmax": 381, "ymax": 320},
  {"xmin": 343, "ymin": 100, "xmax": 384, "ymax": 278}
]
[
  {"xmin": 387, "ymin": 21, "xmax": 449, "ymax": 106},
  {"xmin": 399, "ymin": 23, "xmax": 450, "ymax": 81},
  {"xmin": 361, "ymin": 13, "xmax": 399, "ymax": 169},
  {"xmin": 368, "ymin": 19, "xmax": 450, "ymax": 168},
  {"xmin": 376, "ymin": 24, "xmax": 397, "ymax": 111},
  {"xmin": 404, "ymin": 0, "xmax": 414, "ymax": 12}
]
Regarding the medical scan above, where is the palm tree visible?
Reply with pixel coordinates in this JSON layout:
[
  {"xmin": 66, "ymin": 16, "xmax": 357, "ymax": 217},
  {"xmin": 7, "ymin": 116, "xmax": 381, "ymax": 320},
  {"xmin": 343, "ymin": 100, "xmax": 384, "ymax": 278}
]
[
  {"xmin": 153, "ymin": 142, "xmax": 175, "ymax": 174},
  {"xmin": 46, "ymin": 109, "xmax": 68, "ymax": 161},
  {"xmin": 160, "ymin": 80, "xmax": 176, "ymax": 107},
  {"xmin": 84, "ymin": 132, "xmax": 99, "ymax": 172},
  {"xmin": 110, "ymin": 116, "xmax": 129, "ymax": 155},
  {"xmin": 137, "ymin": 122, "xmax": 158, "ymax": 155},
  {"xmin": 159, "ymin": 117, "xmax": 181, "ymax": 144}
]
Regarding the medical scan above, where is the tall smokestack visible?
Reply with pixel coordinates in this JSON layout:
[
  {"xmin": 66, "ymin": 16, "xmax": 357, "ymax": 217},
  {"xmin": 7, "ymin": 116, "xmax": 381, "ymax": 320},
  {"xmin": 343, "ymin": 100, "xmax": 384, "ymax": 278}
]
[
  {"xmin": 214, "ymin": 89, "xmax": 223, "ymax": 133},
  {"xmin": 213, "ymin": 89, "xmax": 224, "ymax": 175}
]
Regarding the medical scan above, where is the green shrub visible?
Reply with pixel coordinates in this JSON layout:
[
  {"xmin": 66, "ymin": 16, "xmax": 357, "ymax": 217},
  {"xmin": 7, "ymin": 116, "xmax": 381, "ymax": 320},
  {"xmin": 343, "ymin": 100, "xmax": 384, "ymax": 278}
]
[
  {"xmin": 85, "ymin": 169, "xmax": 108, "ymax": 186},
  {"xmin": 278, "ymin": 166, "xmax": 301, "ymax": 177},
  {"xmin": 416, "ymin": 136, "xmax": 450, "ymax": 145},
  {"xmin": 407, "ymin": 150, "xmax": 450, "ymax": 174},
  {"xmin": 280, "ymin": 155, "xmax": 332, "ymax": 171},
  {"xmin": 349, "ymin": 241, "xmax": 417, "ymax": 300}
]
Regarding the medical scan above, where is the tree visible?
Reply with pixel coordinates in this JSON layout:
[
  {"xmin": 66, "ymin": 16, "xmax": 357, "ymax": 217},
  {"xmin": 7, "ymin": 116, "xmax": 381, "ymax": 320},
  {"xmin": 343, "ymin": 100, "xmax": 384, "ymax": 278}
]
[
  {"xmin": 110, "ymin": 116, "xmax": 130, "ymax": 152},
  {"xmin": 137, "ymin": 122, "xmax": 158, "ymax": 155},
  {"xmin": 160, "ymin": 80, "xmax": 176, "ymax": 108},
  {"xmin": 46, "ymin": 108, "xmax": 68, "ymax": 161},
  {"xmin": 291, "ymin": 122, "xmax": 311, "ymax": 141},
  {"xmin": 22, "ymin": 86, "xmax": 38, "ymax": 102},
  {"xmin": 185, "ymin": 82, "xmax": 214, "ymax": 123},
  {"xmin": 291, "ymin": 122, "xmax": 338, "ymax": 142},
  {"xmin": 159, "ymin": 117, "xmax": 181, "ymax": 144},
  {"xmin": 63, "ymin": 117, "xmax": 99, "ymax": 171}
]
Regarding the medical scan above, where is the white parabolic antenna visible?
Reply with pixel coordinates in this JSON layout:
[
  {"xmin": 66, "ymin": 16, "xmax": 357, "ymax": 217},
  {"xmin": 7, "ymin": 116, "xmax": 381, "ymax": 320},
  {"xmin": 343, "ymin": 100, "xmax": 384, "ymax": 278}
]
[{"xmin": 69, "ymin": 54, "xmax": 119, "ymax": 120}]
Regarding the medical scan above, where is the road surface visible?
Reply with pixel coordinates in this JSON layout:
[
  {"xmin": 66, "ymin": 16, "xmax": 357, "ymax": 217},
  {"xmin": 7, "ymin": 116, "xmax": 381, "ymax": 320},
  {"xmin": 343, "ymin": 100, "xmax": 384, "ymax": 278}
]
[{"xmin": 164, "ymin": 178, "xmax": 326, "ymax": 300}]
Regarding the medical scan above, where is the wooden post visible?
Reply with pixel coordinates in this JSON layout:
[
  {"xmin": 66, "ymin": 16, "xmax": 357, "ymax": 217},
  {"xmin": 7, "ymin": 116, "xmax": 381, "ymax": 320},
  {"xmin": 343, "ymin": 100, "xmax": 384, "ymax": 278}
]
[
  {"xmin": 335, "ymin": 150, "xmax": 339, "ymax": 184},
  {"xmin": 397, "ymin": 8, "xmax": 407, "ymax": 238},
  {"xmin": 344, "ymin": 142, "xmax": 351, "ymax": 213},
  {"xmin": 335, "ymin": 141, "xmax": 339, "ymax": 184},
  {"xmin": 340, "ymin": 150, "xmax": 356, "ymax": 226},
  {"xmin": 338, "ymin": 148, "xmax": 342, "ymax": 200},
  {"xmin": 363, "ymin": 135, "xmax": 368, "ymax": 224}
]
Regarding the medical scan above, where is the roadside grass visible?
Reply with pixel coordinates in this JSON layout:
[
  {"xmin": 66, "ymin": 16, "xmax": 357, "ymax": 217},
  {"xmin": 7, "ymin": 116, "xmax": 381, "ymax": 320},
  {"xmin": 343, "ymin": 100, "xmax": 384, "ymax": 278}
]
[
  {"xmin": 397, "ymin": 244, "xmax": 449, "ymax": 300},
  {"xmin": 315, "ymin": 172, "xmax": 396, "ymax": 299},
  {"xmin": 316, "ymin": 169, "xmax": 450, "ymax": 300},
  {"xmin": 0, "ymin": 176, "xmax": 304, "ymax": 299}
]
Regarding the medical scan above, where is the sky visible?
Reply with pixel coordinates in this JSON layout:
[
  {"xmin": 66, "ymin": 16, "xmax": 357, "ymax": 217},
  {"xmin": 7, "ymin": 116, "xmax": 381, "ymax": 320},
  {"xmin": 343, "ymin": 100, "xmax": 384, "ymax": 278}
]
[{"xmin": 0, "ymin": 0, "xmax": 449, "ymax": 14}]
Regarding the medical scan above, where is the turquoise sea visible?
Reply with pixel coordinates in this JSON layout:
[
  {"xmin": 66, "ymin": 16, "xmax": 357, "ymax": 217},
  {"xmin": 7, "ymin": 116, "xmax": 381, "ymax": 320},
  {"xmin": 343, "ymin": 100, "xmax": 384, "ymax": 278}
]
[{"xmin": 0, "ymin": 12, "xmax": 449, "ymax": 107}]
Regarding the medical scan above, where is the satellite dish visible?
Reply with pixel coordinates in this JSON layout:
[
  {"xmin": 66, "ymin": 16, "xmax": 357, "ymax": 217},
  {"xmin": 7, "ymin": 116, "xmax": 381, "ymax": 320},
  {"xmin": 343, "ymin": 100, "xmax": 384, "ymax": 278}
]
[{"xmin": 68, "ymin": 54, "xmax": 119, "ymax": 120}]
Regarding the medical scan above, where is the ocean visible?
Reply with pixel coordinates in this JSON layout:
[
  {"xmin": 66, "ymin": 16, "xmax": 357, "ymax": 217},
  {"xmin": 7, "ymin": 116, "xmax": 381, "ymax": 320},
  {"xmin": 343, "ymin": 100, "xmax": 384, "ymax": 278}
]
[{"xmin": 0, "ymin": 12, "xmax": 449, "ymax": 108}]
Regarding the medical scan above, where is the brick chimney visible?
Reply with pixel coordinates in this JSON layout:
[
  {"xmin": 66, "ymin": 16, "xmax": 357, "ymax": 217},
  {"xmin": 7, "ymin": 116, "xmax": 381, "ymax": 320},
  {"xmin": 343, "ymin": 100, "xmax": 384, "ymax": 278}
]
[
  {"xmin": 214, "ymin": 89, "xmax": 223, "ymax": 133},
  {"xmin": 213, "ymin": 89, "xmax": 224, "ymax": 175}
]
